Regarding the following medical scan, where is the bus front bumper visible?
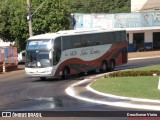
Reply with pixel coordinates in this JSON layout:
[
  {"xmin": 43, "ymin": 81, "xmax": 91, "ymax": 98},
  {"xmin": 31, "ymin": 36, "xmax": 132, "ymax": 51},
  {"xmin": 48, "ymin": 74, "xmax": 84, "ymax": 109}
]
[{"xmin": 25, "ymin": 67, "xmax": 54, "ymax": 77}]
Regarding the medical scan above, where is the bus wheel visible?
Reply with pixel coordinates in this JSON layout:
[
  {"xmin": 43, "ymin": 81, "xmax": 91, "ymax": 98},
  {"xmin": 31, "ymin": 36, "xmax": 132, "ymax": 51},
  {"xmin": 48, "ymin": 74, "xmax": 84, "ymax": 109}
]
[
  {"xmin": 40, "ymin": 77, "xmax": 46, "ymax": 81},
  {"xmin": 79, "ymin": 72, "xmax": 85, "ymax": 77},
  {"xmin": 62, "ymin": 67, "xmax": 70, "ymax": 79},
  {"xmin": 100, "ymin": 61, "xmax": 107, "ymax": 73},
  {"xmin": 109, "ymin": 60, "xmax": 115, "ymax": 71}
]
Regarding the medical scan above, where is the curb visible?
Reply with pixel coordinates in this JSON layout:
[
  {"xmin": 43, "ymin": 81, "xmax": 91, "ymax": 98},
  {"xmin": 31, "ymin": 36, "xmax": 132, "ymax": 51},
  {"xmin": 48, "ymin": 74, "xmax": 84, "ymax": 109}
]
[
  {"xmin": 65, "ymin": 56, "xmax": 160, "ymax": 110},
  {"xmin": 128, "ymin": 56, "xmax": 160, "ymax": 61},
  {"xmin": 66, "ymin": 76, "xmax": 160, "ymax": 110},
  {"xmin": 87, "ymin": 83, "xmax": 160, "ymax": 104}
]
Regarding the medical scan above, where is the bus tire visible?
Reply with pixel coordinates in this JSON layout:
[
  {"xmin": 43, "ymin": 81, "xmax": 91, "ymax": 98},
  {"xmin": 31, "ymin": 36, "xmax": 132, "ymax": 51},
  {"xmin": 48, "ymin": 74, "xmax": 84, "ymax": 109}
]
[
  {"xmin": 79, "ymin": 72, "xmax": 85, "ymax": 77},
  {"xmin": 40, "ymin": 77, "xmax": 46, "ymax": 81},
  {"xmin": 62, "ymin": 67, "xmax": 70, "ymax": 79},
  {"xmin": 108, "ymin": 60, "xmax": 115, "ymax": 71},
  {"xmin": 100, "ymin": 61, "xmax": 108, "ymax": 73}
]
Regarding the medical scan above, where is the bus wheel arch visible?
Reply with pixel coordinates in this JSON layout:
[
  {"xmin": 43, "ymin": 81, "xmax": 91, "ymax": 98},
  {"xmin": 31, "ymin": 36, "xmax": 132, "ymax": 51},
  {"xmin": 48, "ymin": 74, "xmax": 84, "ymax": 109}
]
[
  {"xmin": 62, "ymin": 66, "xmax": 70, "ymax": 79},
  {"xmin": 109, "ymin": 59, "xmax": 115, "ymax": 71},
  {"xmin": 100, "ymin": 60, "xmax": 108, "ymax": 73}
]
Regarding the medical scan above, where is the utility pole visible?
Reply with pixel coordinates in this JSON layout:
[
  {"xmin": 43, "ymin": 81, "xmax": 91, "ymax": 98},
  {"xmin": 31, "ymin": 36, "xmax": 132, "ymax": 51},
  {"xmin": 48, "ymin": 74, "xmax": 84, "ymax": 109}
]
[
  {"xmin": 26, "ymin": 0, "xmax": 48, "ymax": 37},
  {"xmin": 26, "ymin": 0, "xmax": 33, "ymax": 37}
]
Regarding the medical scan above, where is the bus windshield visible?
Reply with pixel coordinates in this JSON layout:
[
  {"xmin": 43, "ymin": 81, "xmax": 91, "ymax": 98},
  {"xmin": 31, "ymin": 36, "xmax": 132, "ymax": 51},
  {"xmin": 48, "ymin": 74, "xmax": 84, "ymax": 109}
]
[
  {"xmin": 25, "ymin": 39, "xmax": 52, "ymax": 68},
  {"xmin": 26, "ymin": 39, "xmax": 52, "ymax": 50},
  {"xmin": 25, "ymin": 50, "xmax": 52, "ymax": 68}
]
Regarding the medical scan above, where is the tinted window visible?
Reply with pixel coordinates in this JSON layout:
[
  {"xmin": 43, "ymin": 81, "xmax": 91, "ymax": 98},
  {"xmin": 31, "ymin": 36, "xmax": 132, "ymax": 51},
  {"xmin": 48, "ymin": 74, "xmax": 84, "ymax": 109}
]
[
  {"xmin": 99, "ymin": 33, "xmax": 107, "ymax": 44},
  {"xmin": 88, "ymin": 34, "xmax": 96, "ymax": 46},
  {"xmin": 120, "ymin": 31, "xmax": 127, "ymax": 41},
  {"xmin": 91, "ymin": 32, "xmax": 115, "ymax": 45},
  {"xmin": 90, "ymin": 33, "xmax": 102, "ymax": 45},
  {"xmin": 61, "ymin": 31, "xmax": 125, "ymax": 50},
  {"xmin": 108, "ymin": 32, "xmax": 115, "ymax": 43},
  {"xmin": 53, "ymin": 37, "xmax": 61, "ymax": 65},
  {"xmin": 63, "ymin": 36, "xmax": 72, "ymax": 50},
  {"xmin": 114, "ymin": 31, "xmax": 122, "ymax": 42},
  {"xmin": 81, "ymin": 34, "xmax": 91, "ymax": 47},
  {"xmin": 54, "ymin": 37, "xmax": 61, "ymax": 51},
  {"xmin": 71, "ymin": 35, "xmax": 81, "ymax": 48},
  {"xmin": 100, "ymin": 32, "xmax": 115, "ymax": 44}
]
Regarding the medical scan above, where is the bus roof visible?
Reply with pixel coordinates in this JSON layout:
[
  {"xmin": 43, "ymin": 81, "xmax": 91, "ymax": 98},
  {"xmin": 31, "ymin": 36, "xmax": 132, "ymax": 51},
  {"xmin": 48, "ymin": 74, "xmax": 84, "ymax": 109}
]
[{"xmin": 28, "ymin": 28, "xmax": 126, "ymax": 40}]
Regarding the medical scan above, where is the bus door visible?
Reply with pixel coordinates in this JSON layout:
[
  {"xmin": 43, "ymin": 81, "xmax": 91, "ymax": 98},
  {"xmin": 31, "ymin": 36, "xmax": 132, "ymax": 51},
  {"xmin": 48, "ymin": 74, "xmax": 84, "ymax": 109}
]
[{"xmin": 53, "ymin": 37, "xmax": 61, "ymax": 66}]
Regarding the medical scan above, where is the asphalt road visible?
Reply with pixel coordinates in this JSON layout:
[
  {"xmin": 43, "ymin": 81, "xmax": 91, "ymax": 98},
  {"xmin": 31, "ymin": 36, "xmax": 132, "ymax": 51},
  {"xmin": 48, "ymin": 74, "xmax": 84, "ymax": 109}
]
[{"xmin": 0, "ymin": 58, "xmax": 160, "ymax": 120}]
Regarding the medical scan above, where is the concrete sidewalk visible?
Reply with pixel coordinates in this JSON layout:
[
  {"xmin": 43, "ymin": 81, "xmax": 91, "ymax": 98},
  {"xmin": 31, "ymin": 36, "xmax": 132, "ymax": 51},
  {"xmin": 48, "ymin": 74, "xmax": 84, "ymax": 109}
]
[
  {"xmin": 0, "ymin": 68, "xmax": 25, "ymax": 80},
  {"xmin": 128, "ymin": 50, "xmax": 160, "ymax": 58}
]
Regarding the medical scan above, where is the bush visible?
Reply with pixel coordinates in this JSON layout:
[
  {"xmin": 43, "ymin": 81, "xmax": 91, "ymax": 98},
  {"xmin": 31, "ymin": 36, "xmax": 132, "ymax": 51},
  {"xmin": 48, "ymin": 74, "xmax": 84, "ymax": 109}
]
[{"xmin": 107, "ymin": 70, "xmax": 160, "ymax": 77}]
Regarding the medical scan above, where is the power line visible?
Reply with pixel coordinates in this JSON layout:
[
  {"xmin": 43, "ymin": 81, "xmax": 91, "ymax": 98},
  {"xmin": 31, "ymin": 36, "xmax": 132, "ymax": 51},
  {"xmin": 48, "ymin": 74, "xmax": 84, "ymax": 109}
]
[{"xmin": 31, "ymin": 0, "xmax": 48, "ymax": 16}]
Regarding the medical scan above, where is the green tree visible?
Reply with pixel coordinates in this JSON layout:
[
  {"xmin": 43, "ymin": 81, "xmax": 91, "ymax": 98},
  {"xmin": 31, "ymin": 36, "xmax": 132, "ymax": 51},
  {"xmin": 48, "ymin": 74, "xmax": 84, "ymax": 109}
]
[
  {"xmin": 64, "ymin": 0, "xmax": 130, "ymax": 13},
  {"xmin": 31, "ymin": 0, "xmax": 71, "ymax": 35},
  {"xmin": 0, "ymin": 0, "xmax": 71, "ymax": 50},
  {"xmin": 0, "ymin": 0, "xmax": 130, "ymax": 50},
  {"xmin": 0, "ymin": 0, "xmax": 28, "ymax": 50}
]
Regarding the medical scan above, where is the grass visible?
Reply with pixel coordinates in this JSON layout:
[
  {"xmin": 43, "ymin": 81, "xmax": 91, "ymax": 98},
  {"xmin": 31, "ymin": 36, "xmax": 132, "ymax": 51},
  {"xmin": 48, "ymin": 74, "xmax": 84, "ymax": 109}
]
[
  {"xmin": 91, "ymin": 65, "xmax": 160, "ymax": 100},
  {"xmin": 130, "ymin": 65, "xmax": 160, "ymax": 71}
]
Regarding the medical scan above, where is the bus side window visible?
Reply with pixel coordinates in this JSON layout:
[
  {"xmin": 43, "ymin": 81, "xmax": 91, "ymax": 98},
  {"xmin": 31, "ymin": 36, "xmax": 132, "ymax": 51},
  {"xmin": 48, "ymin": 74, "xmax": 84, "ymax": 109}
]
[
  {"xmin": 99, "ymin": 33, "xmax": 106, "ymax": 45},
  {"xmin": 81, "ymin": 34, "xmax": 90, "ymax": 47},
  {"xmin": 113, "ymin": 32, "xmax": 118, "ymax": 43},
  {"xmin": 53, "ymin": 37, "xmax": 61, "ymax": 65},
  {"xmin": 92, "ymin": 34, "xmax": 100, "ymax": 45},
  {"xmin": 88, "ymin": 34, "xmax": 96, "ymax": 46},
  {"xmin": 108, "ymin": 32, "xmax": 115, "ymax": 44},
  {"xmin": 120, "ymin": 31, "xmax": 127, "ymax": 41},
  {"xmin": 63, "ymin": 36, "xmax": 72, "ymax": 50},
  {"xmin": 95, "ymin": 33, "xmax": 107, "ymax": 45},
  {"xmin": 71, "ymin": 35, "xmax": 81, "ymax": 48},
  {"xmin": 115, "ymin": 31, "xmax": 122, "ymax": 43}
]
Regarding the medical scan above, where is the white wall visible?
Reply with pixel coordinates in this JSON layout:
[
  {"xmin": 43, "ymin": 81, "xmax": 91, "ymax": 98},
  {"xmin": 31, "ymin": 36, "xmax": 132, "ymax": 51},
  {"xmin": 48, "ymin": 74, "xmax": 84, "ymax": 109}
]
[
  {"xmin": 131, "ymin": 0, "xmax": 160, "ymax": 12},
  {"xmin": 0, "ymin": 39, "xmax": 15, "ymax": 46},
  {"xmin": 127, "ymin": 29, "xmax": 160, "ymax": 44}
]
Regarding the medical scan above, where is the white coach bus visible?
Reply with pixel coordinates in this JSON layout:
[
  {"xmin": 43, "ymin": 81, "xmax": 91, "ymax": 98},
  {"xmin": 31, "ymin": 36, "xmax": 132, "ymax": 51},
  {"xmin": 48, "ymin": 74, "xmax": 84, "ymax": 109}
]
[{"xmin": 25, "ymin": 29, "xmax": 128, "ymax": 80}]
